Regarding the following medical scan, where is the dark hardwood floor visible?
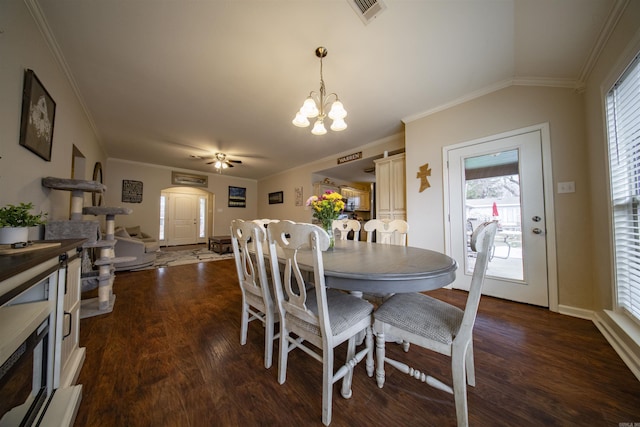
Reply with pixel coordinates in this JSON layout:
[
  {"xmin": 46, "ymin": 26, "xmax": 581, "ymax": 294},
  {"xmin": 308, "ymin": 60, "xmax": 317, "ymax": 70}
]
[{"xmin": 74, "ymin": 259, "xmax": 640, "ymax": 426}]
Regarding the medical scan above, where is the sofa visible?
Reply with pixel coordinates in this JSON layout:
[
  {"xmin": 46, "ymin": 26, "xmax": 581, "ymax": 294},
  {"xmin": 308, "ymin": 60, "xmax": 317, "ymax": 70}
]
[{"xmin": 113, "ymin": 226, "xmax": 160, "ymax": 270}]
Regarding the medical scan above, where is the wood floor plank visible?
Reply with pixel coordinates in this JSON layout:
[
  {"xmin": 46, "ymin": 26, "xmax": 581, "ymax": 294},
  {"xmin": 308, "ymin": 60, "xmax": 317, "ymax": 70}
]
[{"xmin": 74, "ymin": 259, "xmax": 640, "ymax": 426}]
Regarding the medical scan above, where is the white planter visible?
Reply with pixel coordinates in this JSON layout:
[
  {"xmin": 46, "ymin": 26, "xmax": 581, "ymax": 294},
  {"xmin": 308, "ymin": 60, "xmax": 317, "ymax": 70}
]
[{"xmin": 0, "ymin": 227, "xmax": 29, "ymax": 244}]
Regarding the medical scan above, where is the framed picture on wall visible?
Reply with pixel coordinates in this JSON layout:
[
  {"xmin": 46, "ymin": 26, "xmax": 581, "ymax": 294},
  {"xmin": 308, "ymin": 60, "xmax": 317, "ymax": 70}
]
[
  {"xmin": 19, "ymin": 69, "xmax": 56, "ymax": 161},
  {"xmin": 269, "ymin": 191, "xmax": 283, "ymax": 204},
  {"xmin": 228, "ymin": 186, "xmax": 246, "ymax": 208}
]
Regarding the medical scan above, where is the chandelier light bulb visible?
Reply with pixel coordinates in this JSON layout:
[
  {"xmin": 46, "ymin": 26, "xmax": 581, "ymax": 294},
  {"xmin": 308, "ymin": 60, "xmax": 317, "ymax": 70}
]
[
  {"xmin": 311, "ymin": 119, "xmax": 327, "ymax": 135},
  {"xmin": 292, "ymin": 111, "xmax": 310, "ymax": 127},
  {"xmin": 328, "ymin": 100, "xmax": 347, "ymax": 120},
  {"xmin": 330, "ymin": 118, "xmax": 347, "ymax": 132},
  {"xmin": 300, "ymin": 97, "xmax": 319, "ymax": 118}
]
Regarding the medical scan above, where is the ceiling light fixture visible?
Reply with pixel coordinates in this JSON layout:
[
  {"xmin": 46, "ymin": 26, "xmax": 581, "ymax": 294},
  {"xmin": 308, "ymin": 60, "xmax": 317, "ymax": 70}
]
[
  {"xmin": 292, "ymin": 47, "xmax": 347, "ymax": 135},
  {"xmin": 207, "ymin": 152, "xmax": 242, "ymax": 173}
]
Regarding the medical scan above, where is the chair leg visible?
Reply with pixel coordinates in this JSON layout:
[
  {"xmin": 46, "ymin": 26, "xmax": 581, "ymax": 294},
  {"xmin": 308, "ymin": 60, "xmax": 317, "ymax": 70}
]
[
  {"xmin": 365, "ymin": 327, "xmax": 374, "ymax": 378},
  {"xmin": 465, "ymin": 342, "xmax": 475, "ymax": 387},
  {"xmin": 277, "ymin": 327, "xmax": 289, "ymax": 385},
  {"xmin": 264, "ymin": 316, "xmax": 274, "ymax": 369},
  {"xmin": 375, "ymin": 330, "xmax": 386, "ymax": 388},
  {"xmin": 322, "ymin": 347, "xmax": 334, "ymax": 426},
  {"xmin": 240, "ymin": 302, "xmax": 249, "ymax": 345},
  {"xmin": 451, "ymin": 348, "xmax": 469, "ymax": 427},
  {"xmin": 340, "ymin": 337, "xmax": 356, "ymax": 399}
]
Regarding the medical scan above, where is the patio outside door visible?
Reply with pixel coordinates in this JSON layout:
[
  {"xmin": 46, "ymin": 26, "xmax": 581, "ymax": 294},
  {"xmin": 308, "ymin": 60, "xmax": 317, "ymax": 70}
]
[{"xmin": 445, "ymin": 126, "xmax": 552, "ymax": 307}]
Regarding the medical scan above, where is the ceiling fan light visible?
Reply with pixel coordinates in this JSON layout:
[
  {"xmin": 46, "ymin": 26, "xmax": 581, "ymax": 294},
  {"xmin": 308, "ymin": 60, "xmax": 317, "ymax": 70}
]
[
  {"xmin": 328, "ymin": 100, "xmax": 347, "ymax": 120},
  {"xmin": 300, "ymin": 97, "xmax": 319, "ymax": 118},
  {"xmin": 330, "ymin": 118, "xmax": 347, "ymax": 131},
  {"xmin": 222, "ymin": 163, "xmax": 228, "ymax": 169},
  {"xmin": 214, "ymin": 161, "xmax": 223, "ymax": 169},
  {"xmin": 311, "ymin": 119, "xmax": 327, "ymax": 135},
  {"xmin": 292, "ymin": 111, "xmax": 310, "ymax": 127}
]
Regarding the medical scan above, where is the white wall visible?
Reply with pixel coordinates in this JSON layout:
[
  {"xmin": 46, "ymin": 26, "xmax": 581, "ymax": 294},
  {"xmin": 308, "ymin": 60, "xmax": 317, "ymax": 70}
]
[
  {"xmin": 105, "ymin": 159, "xmax": 257, "ymax": 239},
  {"xmin": 0, "ymin": 0, "xmax": 106, "ymax": 220}
]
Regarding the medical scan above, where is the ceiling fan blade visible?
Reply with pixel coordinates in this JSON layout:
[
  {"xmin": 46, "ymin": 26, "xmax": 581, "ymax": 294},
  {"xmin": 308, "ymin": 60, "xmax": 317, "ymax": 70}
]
[
  {"xmin": 228, "ymin": 159, "xmax": 242, "ymax": 164},
  {"xmin": 227, "ymin": 163, "xmax": 235, "ymax": 168},
  {"xmin": 206, "ymin": 161, "xmax": 215, "ymax": 165}
]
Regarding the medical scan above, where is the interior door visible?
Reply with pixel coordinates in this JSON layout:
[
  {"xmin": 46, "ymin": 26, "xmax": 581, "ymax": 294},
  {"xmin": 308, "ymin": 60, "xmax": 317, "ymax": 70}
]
[
  {"xmin": 446, "ymin": 129, "xmax": 549, "ymax": 307},
  {"xmin": 167, "ymin": 193, "xmax": 199, "ymax": 246}
]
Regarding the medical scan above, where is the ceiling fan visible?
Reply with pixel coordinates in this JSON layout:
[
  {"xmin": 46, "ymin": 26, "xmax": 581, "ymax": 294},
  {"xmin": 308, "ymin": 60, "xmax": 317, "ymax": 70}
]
[{"xmin": 206, "ymin": 153, "xmax": 242, "ymax": 171}]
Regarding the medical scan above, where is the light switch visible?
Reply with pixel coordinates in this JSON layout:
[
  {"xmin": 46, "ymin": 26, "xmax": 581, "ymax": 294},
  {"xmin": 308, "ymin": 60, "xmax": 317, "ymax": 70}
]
[{"xmin": 557, "ymin": 181, "xmax": 575, "ymax": 194}]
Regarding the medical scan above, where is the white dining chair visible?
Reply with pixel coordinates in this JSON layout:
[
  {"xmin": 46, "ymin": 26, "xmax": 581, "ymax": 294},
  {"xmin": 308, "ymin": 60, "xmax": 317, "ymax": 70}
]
[
  {"xmin": 372, "ymin": 221, "xmax": 498, "ymax": 427},
  {"xmin": 364, "ymin": 218, "xmax": 409, "ymax": 245},
  {"xmin": 331, "ymin": 219, "xmax": 361, "ymax": 241},
  {"xmin": 266, "ymin": 220, "xmax": 374, "ymax": 426},
  {"xmin": 230, "ymin": 219, "xmax": 278, "ymax": 369},
  {"xmin": 253, "ymin": 218, "xmax": 280, "ymax": 229}
]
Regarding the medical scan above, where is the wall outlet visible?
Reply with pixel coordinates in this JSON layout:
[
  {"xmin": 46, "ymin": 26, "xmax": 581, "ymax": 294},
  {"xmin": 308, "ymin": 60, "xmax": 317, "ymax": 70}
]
[{"xmin": 557, "ymin": 181, "xmax": 575, "ymax": 193}]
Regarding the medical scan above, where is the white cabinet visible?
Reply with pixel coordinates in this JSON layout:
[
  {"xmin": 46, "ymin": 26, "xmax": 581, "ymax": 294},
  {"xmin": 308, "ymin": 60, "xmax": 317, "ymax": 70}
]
[
  {"xmin": 375, "ymin": 153, "xmax": 406, "ymax": 220},
  {"xmin": 340, "ymin": 187, "xmax": 370, "ymax": 211},
  {"xmin": 0, "ymin": 240, "xmax": 85, "ymax": 427}
]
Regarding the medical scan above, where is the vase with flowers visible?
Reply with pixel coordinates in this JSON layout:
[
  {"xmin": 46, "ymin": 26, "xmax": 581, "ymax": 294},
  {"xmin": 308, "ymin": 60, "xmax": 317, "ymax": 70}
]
[{"xmin": 306, "ymin": 190, "xmax": 345, "ymax": 250}]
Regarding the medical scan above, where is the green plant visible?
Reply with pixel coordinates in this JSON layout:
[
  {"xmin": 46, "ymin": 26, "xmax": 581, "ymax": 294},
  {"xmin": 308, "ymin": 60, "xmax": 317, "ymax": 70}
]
[{"xmin": 0, "ymin": 202, "xmax": 47, "ymax": 228}]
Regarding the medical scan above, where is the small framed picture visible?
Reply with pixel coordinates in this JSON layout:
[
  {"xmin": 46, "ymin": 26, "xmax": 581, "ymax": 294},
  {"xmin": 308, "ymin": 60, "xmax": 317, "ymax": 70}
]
[
  {"xmin": 228, "ymin": 186, "xmax": 246, "ymax": 208},
  {"xmin": 269, "ymin": 191, "xmax": 284, "ymax": 204},
  {"xmin": 19, "ymin": 69, "xmax": 56, "ymax": 161}
]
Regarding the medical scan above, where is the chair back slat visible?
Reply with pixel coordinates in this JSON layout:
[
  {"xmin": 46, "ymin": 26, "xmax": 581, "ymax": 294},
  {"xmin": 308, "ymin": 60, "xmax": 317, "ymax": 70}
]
[
  {"xmin": 364, "ymin": 219, "xmax": 409, "ymax": 245},
  {"xmin": 267, "ymin": 221, "xmax": 331, "ymax": 338},
  {"xmin": 332, "ymin": 219, "xmax": 361, "ymax": 241}
]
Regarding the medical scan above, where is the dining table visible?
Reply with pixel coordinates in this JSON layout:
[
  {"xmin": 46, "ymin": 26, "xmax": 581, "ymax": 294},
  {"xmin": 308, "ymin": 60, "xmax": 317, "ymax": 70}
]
[{"xmin": 288, "ymin": 239, "xmax": 458, "ymax": 294}]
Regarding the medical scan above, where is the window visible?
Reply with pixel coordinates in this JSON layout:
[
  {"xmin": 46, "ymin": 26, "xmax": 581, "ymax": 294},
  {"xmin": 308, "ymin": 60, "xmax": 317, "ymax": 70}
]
[
  {"xmin": 159, "ymin": 195, "xmax": 166, "ymax": 241},
  {"xmin": 607, "ymin": 52, "xmax": 640, "ymax": 324},
  {"xmin": 199, "ymin": 197, "xmax": 206, "ymax": 238}
]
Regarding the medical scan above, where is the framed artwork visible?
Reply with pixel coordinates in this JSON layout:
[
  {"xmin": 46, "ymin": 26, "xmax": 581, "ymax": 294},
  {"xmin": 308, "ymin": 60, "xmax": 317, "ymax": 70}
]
[
  {"xmin": 171, "ymin": 171, "xmax": 208, "ymax": 187},
  {"xmin": 269, "ymin": 191, "xmax": 283, "ymax": 204},
  {"xmin": 122, "ymin": 180, "xmax": 143, "ymax": 203},
  {"xmin": 19, "ymin": 69, "xmax": 56, "ymax": 161},
  {"xmin": 228, "ymin": 186, "xmax": 246, "ymax": 208},
  {"xmin": 295, "ymin": 186, "xmax": 303, "ymax": 206}
]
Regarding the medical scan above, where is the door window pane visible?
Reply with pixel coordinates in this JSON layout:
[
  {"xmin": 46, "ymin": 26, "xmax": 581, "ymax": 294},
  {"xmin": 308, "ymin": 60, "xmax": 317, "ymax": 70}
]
[{"xmin": 464, "ymin": 149, "xmax": 523, "ymax": 280}]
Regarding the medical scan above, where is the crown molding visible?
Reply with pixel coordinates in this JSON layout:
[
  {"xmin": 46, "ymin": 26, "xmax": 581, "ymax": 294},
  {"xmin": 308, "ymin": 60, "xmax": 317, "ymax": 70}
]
[{"xmin": 24, "ymin": 0, "xmax": 103, "ymax": 148}]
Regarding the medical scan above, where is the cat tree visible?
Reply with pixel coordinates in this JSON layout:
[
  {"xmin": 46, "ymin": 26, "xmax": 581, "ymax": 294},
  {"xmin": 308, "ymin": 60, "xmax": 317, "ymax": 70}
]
[{"xmin": 42, "ymin": 177, "xmax": 135, "ymax": 318}]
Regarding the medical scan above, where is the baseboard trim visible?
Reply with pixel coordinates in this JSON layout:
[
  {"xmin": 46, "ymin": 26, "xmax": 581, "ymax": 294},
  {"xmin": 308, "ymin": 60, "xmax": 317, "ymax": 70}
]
[
  {"xmin": 593, "ymin": 310, "xmax": 640, "ymax": 381},
  {"xmin": 557, "ymin": 304, "xmax": 594, "ymax": 320}
]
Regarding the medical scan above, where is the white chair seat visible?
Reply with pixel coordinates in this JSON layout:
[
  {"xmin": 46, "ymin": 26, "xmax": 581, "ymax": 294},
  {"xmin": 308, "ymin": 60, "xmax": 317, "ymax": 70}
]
[
  {"xmin": 285, "ymin": 289, "xmax": 373, "ymax": 337},
  {"xmin": 374, "ymin": 292, "xmax": 463, "ymax": 345}
]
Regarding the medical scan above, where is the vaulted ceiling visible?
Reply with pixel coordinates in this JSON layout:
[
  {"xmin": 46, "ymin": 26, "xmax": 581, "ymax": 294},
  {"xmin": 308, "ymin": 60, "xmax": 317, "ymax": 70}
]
[{"xmin": 33, "ymin": 0, "xmax": 615, "ymax": 181}]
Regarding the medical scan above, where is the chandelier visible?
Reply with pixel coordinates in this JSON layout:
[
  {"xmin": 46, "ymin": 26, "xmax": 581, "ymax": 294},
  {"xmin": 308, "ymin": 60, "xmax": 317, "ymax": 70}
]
[{"xmin": 292, "ymin": 47, "xmax": 347, "ymax": 135}]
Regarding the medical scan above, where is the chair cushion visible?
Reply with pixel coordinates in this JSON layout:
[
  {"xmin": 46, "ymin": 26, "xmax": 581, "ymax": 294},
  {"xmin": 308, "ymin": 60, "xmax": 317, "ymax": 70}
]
[
  {"xmin": 114, "ymin": 226, "xmax": 130, "ymax": 238},
  {"xmin": 286, "ymin": 289, "xmax": 373, "ymax": 337},
  {"xmin": 374, "ymin": 292, "xmax": 463, "ymax": 345},
  {"xmin": 126, "ymin": 225, "xmax": 142, "ymax": 237}
]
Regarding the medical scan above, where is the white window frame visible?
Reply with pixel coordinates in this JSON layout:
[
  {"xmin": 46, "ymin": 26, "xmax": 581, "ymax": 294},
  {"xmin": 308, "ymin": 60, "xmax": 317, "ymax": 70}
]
[{"xmin": 606, "ymin": 51, "xmax": 640, "ymax": 325}]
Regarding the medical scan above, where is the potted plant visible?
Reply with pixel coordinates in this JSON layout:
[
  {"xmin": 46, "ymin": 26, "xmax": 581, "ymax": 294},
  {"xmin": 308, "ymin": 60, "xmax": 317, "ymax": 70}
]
[{"xmin": 0, "ymin": 202, "xmax": 47, "ymax": 244}]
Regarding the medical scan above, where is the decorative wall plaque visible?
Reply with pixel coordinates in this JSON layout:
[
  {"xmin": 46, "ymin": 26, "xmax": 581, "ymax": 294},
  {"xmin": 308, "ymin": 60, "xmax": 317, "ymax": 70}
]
[{"xmin": 122, "ymin": 180, "xmax": 143, "ymax": 203}]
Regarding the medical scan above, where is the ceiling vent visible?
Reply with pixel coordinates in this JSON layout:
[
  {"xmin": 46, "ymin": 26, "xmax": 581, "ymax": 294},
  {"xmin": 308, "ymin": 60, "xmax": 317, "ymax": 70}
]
[{"xmin": 348, "ymin": 0, "xmax": 387, "ymax": 25}]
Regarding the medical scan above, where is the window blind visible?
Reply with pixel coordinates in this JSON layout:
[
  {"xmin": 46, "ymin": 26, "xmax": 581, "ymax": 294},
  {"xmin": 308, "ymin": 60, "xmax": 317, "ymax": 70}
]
[{"xmin": 607, "ymin": 53, "xmax": 640, "ymax": 323}]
